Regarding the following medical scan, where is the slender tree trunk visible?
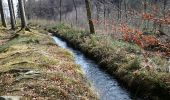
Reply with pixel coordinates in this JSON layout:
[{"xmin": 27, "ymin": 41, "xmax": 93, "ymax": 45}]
[
  {"xmin": 26, "ymin": 1, "xmax": 31, "ymax": 20},
  {"xmin": 144, "ymin": 0, "xmax": 147, "ymax": 13},
  {"xmin": 39, "ymin": 0, "xmax": 42, "ymax": 18},
  {"xmin": 163, "ymin": 0, "xmax": 167, "ymax": 19},
  {"xmin": 59, "ymin": 0, "xmax": 62, "ymax": 22},
  {"xmin": 104, "ymin": 1, "xmax": 106, "ymax": 25},
  {"xmin": 118, "ymin": 0, "xmax": 122, "ymax": 20},
  {"xmin": 23, "ymin": 0, "xmax": 26, "ymax": 7},
  {"xmin": 0, "ymin": 0, "xmax": 7, "ymax": 27},
  {"xmin": 124, "ymin": 0, "xmax": 127, "ymax": 22},
  {"xmin": 95, "ymin": 1, "xmax": 100, "ymax": 21},
  {"xmin": 85, "ymin": 0, "xmax": 95, "ymax": 34},
  {"xmin": 8, "ymin": 0, "xmax": 15, "ymax": 29},
  {"xmin": 96, "ymin": 5, "xmax": 100, "ymax": 21},
  {"xmin": 11, "ymin": 0, "xmax": 16, "ymax": 24},
  {"xmin": 143, "ymin": 0, "xmax": 147, "ymax": 30},
  {"xmin": 18, "ymin": 0, "xmax": 27, "ymax": 29},
  {"xmin": 72, "ymin": 0, "xmax": 77, "ymax": 24}
]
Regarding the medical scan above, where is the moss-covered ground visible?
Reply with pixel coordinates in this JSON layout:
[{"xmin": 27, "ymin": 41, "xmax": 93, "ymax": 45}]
[
  {"xmin": 0, "ymin": 27, "xmax": 98, "ymax": 100},
  {"xmin": 47, "ymin": 23, "xmax": 170, "ymax": 100}
]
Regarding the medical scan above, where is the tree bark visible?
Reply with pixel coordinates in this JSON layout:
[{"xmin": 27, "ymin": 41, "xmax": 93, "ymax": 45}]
[
  {"xmin": 11, "ymin": 0, "xmax": 16, "ymax": 24},
  {"xmin": 104, "ymin": 0, "xmax": 106, "ymax": 25},
  {"xmin": 72, "ymin": 0, "xmax": 77, "ymax": 24},
  {"xmin": 0, "ymin": 0, "xmax": 7, "ymax": 27},
  {"xmin": 18, "ymin": 0, "xmax": 27, "ymax": 29},
  {"xmin": 163, "ymin": 0, "xmax": 167, "ymax": 19},
  {"xmin": 117, "ymin": 0, "xmax": 122, "ymax": 20},
  {"xmin": 85, "ymin": 0, "xmax": 95, "ymax": 34},
  {"xmin": 96, "ymin": 3, "xmax": 100, "ymax": 21},
  {"xmin": 123, "ymin": 0, "xmax": 127, "ymax": 21},
  {"xmin": 59, "ymin": 0, "xmax": 62, "ymax": 22},
  {"xmin": 8, "ymin": 0, "xmax": 15, "ymax": 29},
  {"xmin": 23, "ymin": 0, "xmax": 26, "ymax": 7}
]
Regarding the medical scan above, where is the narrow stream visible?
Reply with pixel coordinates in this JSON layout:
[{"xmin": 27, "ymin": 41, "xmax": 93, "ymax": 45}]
[{"xmin": 53, "ymin": 36, "xmax": 140, "ymax": 100}]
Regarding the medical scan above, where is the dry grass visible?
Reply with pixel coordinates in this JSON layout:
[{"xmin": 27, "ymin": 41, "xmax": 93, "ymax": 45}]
[
  {"xmin": 50, "ymin": 23, "xmax": 170, "ymax": 100},
  {"xmin": 0, "ymin": 27, "xmax": 98, "ymax": 100}
]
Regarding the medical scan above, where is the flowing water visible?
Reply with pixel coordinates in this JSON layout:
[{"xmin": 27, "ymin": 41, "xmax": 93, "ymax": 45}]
[{"xmin": 53, "ymin": 36, "xmax": 141, "ymax": 100}]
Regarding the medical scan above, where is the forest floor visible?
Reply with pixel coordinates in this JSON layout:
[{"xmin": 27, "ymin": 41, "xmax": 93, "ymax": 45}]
[
  {"xmin": 41, "ymin": 23, "xmax": 170, "ymax": 100},
  {"xmin": 0, "ymin": 26, "xmax": 98, "ymax": 100}
]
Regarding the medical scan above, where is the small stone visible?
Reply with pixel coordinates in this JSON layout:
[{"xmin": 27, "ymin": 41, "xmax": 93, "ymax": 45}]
[{"xmin": 0, "ymin": 96, "xmax": 22, "ymax": 100}]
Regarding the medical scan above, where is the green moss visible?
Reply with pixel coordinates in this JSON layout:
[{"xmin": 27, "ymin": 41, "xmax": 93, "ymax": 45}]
[
  {"xmin": 0, "ymin": 27, "xmax": 98, "ymax": 99},
  {"xmin": 0, "ymin": 38, "xmax": 20, "ymax": 52}
]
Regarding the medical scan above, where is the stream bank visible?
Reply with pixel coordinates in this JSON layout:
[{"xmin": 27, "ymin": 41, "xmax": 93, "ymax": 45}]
[
  {"xmin": 0, "ymin": 27, "xmax": 98, "ymax": 100},
  {"xmin": 53, "ymin": 36, "xmax": 139, "ymax": 100},
  {"xmin": 48, "ymin": 24, "xmax": 170, "ymax": 100}
]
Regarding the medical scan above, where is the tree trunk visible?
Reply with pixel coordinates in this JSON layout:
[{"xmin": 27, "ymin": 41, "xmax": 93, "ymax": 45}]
[
  {"xmin": 72, "ymin": 0, "xmax": 77, "ymax": 24},
  {"xmin": 39, "ymin": 0, "xmax": 42, "ymax": 18},
  {"xmin": 118, "ymin": 0, "xmax": 122, "ymax": 20},
  {"xmin": 11, "ymin": 0, "xmax": 16, "ymax": 24},
  {"xmin": 0, "ymin": 0, "xmax": 7, "ymax": 27},
  {"xmin": 8, "ymin": 0, "xmax": 15, "ymax": 29},
  {"xmin": 59, "ymin": 0, "xmax": 62, "ymax": 22},
  {"xmin": 104, "ymin": 0, "xmax": 106, "ymax": 25},
  {"xmin": 26, "ymin": 0, "xmax": 31, "ymax": 20},
  {"xmin": 18, "ymin": 0, "xmax": 27, "ymax": 29},
  {"xmin": 96, "ymin": 4, "xmax": 100, "ymax": 21},
  {"xmin": 144, "ymin": 0, "xmax": 147, "ymax": 13},
  {"xmin": 123, "ymin": 0, "xmax": 127, "ymax": 22},
  {"xmin": 23, "ymin": 0, "xmax": 26, "ymax": 7},
  {"xmin": 163, "ymin": 0, "xmax": 167, "ymax": 19},
  {"xmin": 85, "ymin": 0, "xmax": 95, "ymax": 34}
]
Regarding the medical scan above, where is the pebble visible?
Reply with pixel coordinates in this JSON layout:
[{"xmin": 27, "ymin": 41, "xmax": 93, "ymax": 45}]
[{"xmin": 0, "ymin": 96, "xmax": 22, "ymax": 100}]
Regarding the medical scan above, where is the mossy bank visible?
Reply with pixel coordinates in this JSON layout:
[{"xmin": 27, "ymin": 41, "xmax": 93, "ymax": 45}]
[
  {"xmin": 48, "ymin": 24, "xmax": 170, "ymax": 100},
  {"xmin": 0, "ymin": 27, "xmax": 98, "ymax": 100}
]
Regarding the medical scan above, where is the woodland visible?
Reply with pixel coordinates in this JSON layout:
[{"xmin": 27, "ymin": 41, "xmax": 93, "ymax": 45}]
[{"xmin": 0, "ymin": 0, "xmax": 170, "ymax": 100}]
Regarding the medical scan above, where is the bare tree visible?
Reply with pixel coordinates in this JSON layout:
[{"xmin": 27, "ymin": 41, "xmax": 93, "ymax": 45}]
[
  {"xmin": 18, "ymin": 0, "xmax": 27, "ymax": 29},
  {"xmin": 0, "ymin": 0, "xmax": 7, "ymax": 27},
  {"xmin": 95, "ymin": 1, "xmax": 101, "ymax": 21},
  {"xmin": 85, "ymin": 0, "xmax": 95, "ymax": 34},
  {"xmin": 8, "ymin": 0, "xmax": 15, "ymax": 29},
  {"xmin": 117, "ymin": 0, "xmax": 122, "ymax": 20},
  {"xmin": 23, "ymin": 0, "xmax": 26, "ymax": 7},
  {"xmin": 163, "ymin": 0, "xmax": 167, "ymax": 19},
  {"xmin": 103, "ymin": 0, "xmax": 106, "ymax": 25},
  {"xmin": 72, "ymin": 0, "xmax": 77, "ymax": 24},
  {"xmin": 123, "ymin": 0, "xmax": 128, "ymax": 21},
  {"xmin": 11, "ymin": 0, "xmax": 16, "ymax": 24},
  {"xmin": 59, "ymin": 0, "xmax": 62, "ymax": 22}
]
